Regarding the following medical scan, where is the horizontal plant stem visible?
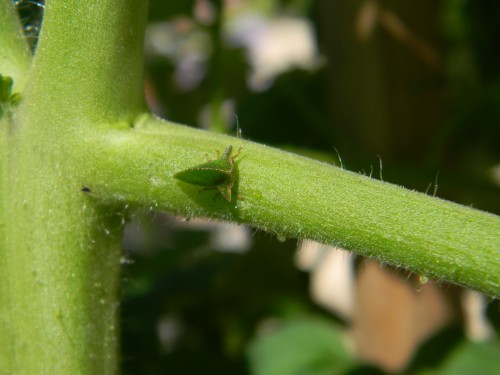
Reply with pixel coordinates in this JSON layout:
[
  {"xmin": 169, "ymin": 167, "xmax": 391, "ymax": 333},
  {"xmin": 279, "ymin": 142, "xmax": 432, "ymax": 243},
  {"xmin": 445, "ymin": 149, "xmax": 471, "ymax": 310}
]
[{"xmin": 77, "ymin": 115, "xmax": 500, "ymax": 296}]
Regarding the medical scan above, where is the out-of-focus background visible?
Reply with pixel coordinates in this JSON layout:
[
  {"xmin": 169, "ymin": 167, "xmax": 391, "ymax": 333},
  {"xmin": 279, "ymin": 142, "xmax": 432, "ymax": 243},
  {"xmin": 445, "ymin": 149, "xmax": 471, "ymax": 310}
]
[{"xmin": 17, "ymin": 0, "xmax": 499, "ymax": 374}]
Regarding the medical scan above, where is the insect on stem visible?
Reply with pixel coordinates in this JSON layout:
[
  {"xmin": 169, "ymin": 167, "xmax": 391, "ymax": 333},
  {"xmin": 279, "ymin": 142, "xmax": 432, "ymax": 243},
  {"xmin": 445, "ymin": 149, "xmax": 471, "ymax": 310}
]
[{"xmin": 173, "ymin": 145, "xmax": 242, "ymax": 202}]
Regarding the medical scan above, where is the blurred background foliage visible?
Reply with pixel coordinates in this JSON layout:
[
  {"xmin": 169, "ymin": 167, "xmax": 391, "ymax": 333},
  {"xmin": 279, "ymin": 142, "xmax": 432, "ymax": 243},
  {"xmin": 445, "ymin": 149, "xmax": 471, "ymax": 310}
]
[{"xmin": 15, "ymin": 0, "xmax": 500, "ymax": 374}]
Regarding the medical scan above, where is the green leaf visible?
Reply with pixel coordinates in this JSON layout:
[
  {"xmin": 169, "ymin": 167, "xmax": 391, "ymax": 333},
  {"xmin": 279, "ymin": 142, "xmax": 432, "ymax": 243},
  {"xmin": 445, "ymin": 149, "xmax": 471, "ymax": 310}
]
[
  {"xmin": 248, "ymin": 318, "xmax": 353, "ymax": 375},
  {"xmin": 436, "ymin": 341, "xmax": 500, "ymax": 375}
]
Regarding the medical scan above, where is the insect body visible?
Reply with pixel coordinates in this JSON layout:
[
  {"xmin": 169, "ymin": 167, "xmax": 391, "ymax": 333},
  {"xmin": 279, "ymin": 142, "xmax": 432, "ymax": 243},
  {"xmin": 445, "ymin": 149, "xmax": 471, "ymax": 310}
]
[{"xmin": 174, "ymin": 145, "xmax": 241, "ymax": 202}]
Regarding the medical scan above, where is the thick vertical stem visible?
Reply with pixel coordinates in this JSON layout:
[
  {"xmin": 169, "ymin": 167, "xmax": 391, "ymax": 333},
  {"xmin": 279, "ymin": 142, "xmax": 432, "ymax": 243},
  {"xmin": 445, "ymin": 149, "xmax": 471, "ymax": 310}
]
[
  {"xmin": 0, "ymin": 0, "xmax": 31, "ymax": 90},
  {"xmin": 24, "ymin": 0, "xmax": 148, "ymax": 123},
  {"xmin": 0, "ymin": 1, "xmax": 149, "ymax": 373}
]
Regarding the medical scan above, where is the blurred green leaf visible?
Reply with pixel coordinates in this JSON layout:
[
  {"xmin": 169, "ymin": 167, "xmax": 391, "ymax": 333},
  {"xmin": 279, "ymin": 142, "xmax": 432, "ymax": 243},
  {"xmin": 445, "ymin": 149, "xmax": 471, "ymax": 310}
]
[
  {"xmin": 431, "ymin": 340, "xmax": 500, "ymax": 375},
  {"xmin": 248, "ymin": 318, "xmax": 353, "ymax": 375}
]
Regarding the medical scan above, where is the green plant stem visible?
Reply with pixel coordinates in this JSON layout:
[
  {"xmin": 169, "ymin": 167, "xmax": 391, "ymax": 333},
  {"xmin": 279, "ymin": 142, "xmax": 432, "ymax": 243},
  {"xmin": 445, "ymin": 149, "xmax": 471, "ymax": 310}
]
[
  {"xmin": 78, "ymin": 116, "xmax": 499, "ymax": 297},
  {"xmin": 0, "ymin": 2, "xmax": 32, "ymax": 371},
  {"xmin": 24, "ymin": 0, "xmax": 148, "ymax": 123},
  {"xmin": 0, "ymin": 0, "xmax": 148, "ymax": 374},
  {"xmin": 0, "ymin": 0, "xmax": 31, "ymax": 91},
  {"xmin": 1, "ymin": 0, "xmax": 499, "ymax": 373}
]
